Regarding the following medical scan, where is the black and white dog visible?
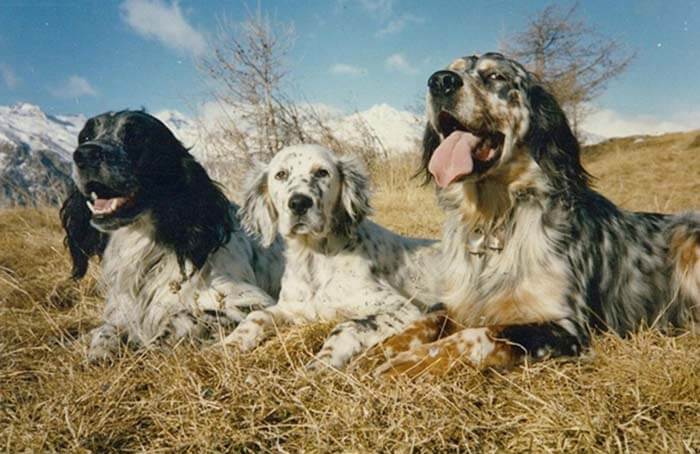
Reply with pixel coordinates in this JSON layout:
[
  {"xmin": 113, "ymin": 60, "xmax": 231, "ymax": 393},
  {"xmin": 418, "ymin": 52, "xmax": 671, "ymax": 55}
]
[
  {"xmin": 223, "ymin": 144, "xmax": 438, "ymax": 369},
  {"xmin": 60, "ymin": 110, "xmax": 283, "ymax": 361},
  {"xmin": 376, "ymin": 53, "xmax": 700, "ymax": 376}
]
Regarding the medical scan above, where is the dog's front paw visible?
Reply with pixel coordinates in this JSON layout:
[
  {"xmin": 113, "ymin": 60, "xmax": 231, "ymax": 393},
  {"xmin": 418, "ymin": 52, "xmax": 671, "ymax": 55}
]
[
  {"xmin": 86, "ymin": 324, "xmax": 121, "ymax": 363},
  {"xmin": 87, "ymin": 336, "xmax": 119, "ymax": 364},
  {"xmin": 219, "ymin": 329, "xmax": 258, "ymax": 352},
  {"xmin": 87, "ymin": 344, "xmax": 116, "ymax": 364},
  {"xmin": 304, "ymin": 354, "xmax": 336, "ymax": 374}
]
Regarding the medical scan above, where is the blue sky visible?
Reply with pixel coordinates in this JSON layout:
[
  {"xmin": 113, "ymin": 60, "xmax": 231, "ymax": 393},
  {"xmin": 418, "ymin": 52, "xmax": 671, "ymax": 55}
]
[{"xmin": 1, "ymin": 0, "xmax": 699, "ymax": 135}]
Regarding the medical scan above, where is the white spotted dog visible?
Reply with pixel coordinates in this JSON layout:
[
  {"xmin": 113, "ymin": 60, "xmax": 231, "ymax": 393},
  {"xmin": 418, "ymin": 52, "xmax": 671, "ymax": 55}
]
[
  {"xmin": 375, "ymin": 53, "xmax": 700, "ymax": 377},
  {"xmin": 222, "ymin": 144, "xmax": 438, "ymax": 369},
  {"xmin": 60, "ymin": 110, "xmax": 284, "ymax": 362}
]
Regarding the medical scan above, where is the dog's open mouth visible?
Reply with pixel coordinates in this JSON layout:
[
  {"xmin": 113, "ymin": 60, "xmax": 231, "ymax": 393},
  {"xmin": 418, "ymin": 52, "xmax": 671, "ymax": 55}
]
[
  {"xmin": 429, "ymin": 111, "xmax": 505, "ymax": 188},
  {"xmin": 290, "ymin": 222, "xmax": 311, "ymax": 234},
  {"xmin": 291, "ymin": 222, "xmax": 309, "ymax": 234},
  {"xmin": 84, "ymin": 182, "xmax": 137, "ymax": 218}
]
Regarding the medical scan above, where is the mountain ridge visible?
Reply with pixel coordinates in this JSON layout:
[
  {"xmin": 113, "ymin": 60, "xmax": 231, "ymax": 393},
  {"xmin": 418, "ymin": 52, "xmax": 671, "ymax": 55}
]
[{"xmin": 0, "ymin": 101, "xmax": 685, "ymax": 207}]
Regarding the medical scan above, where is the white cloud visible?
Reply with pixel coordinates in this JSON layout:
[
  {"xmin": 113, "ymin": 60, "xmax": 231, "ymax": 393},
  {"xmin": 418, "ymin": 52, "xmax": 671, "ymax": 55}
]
[
  {"xmin": 120, "ymin": 0, "xmax": 206, "ymax": 56},
  {"xmin": 330, "ymin": 63, "xmax": 367, "ymax": 76},
  {"xmin": 344, "ymin": 1, "xmax": 422, "ymax": 36},
  {"xmin": 357, "ymin": 0, "xmax": 395, "ymax": 18},
  {"xmin": 384, "ymin": 53, "xmax": 418, "ymax": 75},
  {"xmin": 376, "ymin": 13, "xmax": 423, "ymax": 36},
  {"xmin": 50, "ymin": 76, "xmax": 97, "ymax": 98},
  {"xmin": 0, "ymin": 63, "xmax": 19, "ymax": 89},
  {"xmin": 581, "ymin": 107, "xmax": 700, "ymax": 139}
]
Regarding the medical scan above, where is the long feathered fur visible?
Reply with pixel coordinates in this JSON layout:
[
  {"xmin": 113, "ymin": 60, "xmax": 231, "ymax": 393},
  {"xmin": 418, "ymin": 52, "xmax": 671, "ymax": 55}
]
[
  {"xmin": 225, "ymin": 144, "xmax": 439, "ymax": 369},
  {"xmin": 60, "ymin": 110, "xmax": 283, "ymax": 361},
  {"xmin": 376, "ymin": 53, "xmax": 700, "ymax": 377},
  {"xmin": 60, "ymin": 186, "xmax": 108, "ymax": 279}
]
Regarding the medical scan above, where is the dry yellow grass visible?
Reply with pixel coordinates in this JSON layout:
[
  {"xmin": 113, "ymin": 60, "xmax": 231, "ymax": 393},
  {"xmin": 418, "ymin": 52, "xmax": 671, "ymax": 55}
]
[
  {"xmin": 585, "ymin": 131, "xmax": 700, "ymax": 213},
  {"xmin": 1, "ymin": 132, "xmax": 699, "ymax": 452}
]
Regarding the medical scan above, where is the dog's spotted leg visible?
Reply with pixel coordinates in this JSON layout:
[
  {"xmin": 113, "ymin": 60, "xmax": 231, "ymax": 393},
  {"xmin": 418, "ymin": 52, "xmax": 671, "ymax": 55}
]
[
  {"xmin": 209, "ymin": 274, "xmax": 277, "ymax": 325},
  {"xmin": 375, "ymin": 319, "xmax": 583, "ymax": 378},
  {"xmin": 194, "ymin": 278, "xmax": 275, "ymax": 342},
  {"xmin": 307, "ymin": 300, "xmax": 423, "ymax": 371},
  {"xmin": 371, "ymin": 304, "xmax": 457, "ymax": 360}
]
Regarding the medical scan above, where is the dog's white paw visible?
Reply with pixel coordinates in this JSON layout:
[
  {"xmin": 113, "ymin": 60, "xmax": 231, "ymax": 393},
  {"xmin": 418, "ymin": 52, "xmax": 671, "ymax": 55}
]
[
  {"xmin": 219, "ymin": 330, "xmax": 258, "ymax": 352},
  {"xmin": 86, "ymin": 325, "xmax": 120, "ymax": 363}
]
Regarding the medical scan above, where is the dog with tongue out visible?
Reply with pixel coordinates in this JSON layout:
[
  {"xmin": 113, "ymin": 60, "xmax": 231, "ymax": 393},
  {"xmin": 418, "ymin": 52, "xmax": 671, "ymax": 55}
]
[
  {"xmin": 374, "ymin": 52, "xmax": 700, "ymax": 379},
  {"xmin": 428, "ymin": 130, "xmax": 498, "ymax": 188},
  {"xmin": 60, "ymin": 110, "xmax": 283, "ymax": 361}
]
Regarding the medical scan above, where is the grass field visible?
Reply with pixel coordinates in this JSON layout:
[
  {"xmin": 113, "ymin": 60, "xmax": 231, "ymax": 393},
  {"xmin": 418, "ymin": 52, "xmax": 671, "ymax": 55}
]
[{"xmin": 1, "ymin": 131, "xmax": 699, "ymax": 451}]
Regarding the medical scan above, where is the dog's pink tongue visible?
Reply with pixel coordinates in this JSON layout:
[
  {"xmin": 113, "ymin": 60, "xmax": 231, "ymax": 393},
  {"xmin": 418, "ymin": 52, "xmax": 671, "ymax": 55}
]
[{"xmin": 428, "ymin": 131, "xmax": 480, "ymax": 188}]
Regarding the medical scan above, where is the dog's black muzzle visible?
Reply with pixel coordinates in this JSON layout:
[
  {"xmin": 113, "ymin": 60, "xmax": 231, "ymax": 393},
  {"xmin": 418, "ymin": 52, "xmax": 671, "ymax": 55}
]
[{"xmin": 428, "ymin": 70, "xmax": 463, "ymax": 98}]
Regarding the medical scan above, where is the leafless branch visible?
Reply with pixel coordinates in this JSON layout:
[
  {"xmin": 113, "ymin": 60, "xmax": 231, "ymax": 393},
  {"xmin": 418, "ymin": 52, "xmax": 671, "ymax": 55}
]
[{"xmin": 500, "ymin": 2, "xmax": 635, "ymax": 135}]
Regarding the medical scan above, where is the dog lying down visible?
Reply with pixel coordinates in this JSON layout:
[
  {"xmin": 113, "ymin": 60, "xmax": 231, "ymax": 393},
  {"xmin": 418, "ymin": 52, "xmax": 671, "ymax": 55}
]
[
  {"xmin": 60, "ymin": 110, "xmax": 284, "ymax": 361},
  {"xmin": 223, "ymin": 144, "xmax": 439, "ymax": 369}
]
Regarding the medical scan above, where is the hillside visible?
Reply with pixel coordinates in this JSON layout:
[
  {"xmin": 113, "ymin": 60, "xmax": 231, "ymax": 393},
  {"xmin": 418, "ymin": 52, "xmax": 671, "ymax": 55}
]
[
  {"xmin": 583, "ymin": 130, "xmax": 700, "ymax": 213},
  {"xmin": 0, "ymin": 103, "xmax": 202, "ymax": 207},
  {"xmin": 0, "ymin": 103, "xmax": 84, "ymax": 161},
  {"xmin": 4, "ymin": 101, "xmax": 693, "ymax": 210},
  {"xmin": 1, "ymin": 131, "xmax": 698, "ymax": 451},
  {"xmin": 0, "ymin": 102, "xmax": 425, "ymax": 207},
  {"xmin": 0, "ymin": 104, "xmax": 83, "ymax": 207},
  {"xmin": 0, "ymin": 142, "xmax": 73, "ymax": 207}
]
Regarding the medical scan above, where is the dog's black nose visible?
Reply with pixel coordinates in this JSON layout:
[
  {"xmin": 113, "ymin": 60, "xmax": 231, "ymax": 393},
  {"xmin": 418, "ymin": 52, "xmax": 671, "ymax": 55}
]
[
  {"xmin": 428, "ymin": 70, "xmax": 463, "ymax": 97},
  {"xmin": 288, "ymin": 193, "xmax": 313, "ymax": 216},
  {"xmin": 73, "ymin": 144, "xmax": 102, "ymax": 169}
]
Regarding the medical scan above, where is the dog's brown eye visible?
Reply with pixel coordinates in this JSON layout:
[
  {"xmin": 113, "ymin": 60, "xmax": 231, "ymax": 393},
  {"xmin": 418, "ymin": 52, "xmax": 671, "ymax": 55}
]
[
  {"xmin": 315, "ymin": 168, "xmax": 329, "ymax": 178},
  {"xmin": 274, "ymin": 170, "xmax": 289, "ymax": 181},
  {"xmin": 487, "ymin": 72, "xmax": 506, "ymax": 82}
]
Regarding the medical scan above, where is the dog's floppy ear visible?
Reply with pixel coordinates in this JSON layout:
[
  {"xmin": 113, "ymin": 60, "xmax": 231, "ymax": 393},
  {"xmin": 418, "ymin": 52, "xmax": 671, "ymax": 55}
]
[
  {"xmin": 336, "ymin": 154, "xmax": 372, "ymax": 231},
  {"xmin": 419, "ymin": 122, "xmax": 441, "ymax": 184},
  {"xmin": 525, "ymin": 84, "xmax": 591, "ymax": 191},
  {"xmin": 152, "ymin": 152, "xmax": 235, "ymax": 272},
  {"xmin": 59, "ymin": 186, "xmax": 109, "ymax": 279},
  {"xmin": 239, "ymin": 162, "xmax": 278, "ymax": 247}
]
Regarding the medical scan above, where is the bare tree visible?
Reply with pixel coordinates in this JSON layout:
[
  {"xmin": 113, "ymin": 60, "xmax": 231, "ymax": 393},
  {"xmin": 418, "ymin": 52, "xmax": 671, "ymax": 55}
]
[
  {"xmin": 501, "ymin": 3, "xmax": 635, "ymax": 135},
  {"xmin": 197, "ymin": 9, "xmax": 396, "ymax": 191},
  {"xmin": 199, "ymin": 9, "xmax": 315, "ymax": 162}
]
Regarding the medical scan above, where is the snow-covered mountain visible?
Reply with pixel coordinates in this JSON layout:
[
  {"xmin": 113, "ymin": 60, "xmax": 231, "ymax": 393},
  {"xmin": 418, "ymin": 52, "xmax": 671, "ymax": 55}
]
[
  {"xmin": 180, "ymin": 102, "xmax": 424, "ymax": 157},
  {"xmin": 0, "ymin": 103, "xmax": 85, "ymax": 207},
  {"xmin": 0, "ymin": 100, "xmax": 616, "ymax": 207},
  {"xmin": 0, "ymin": 103, "xmax": 202, "ymax": 161},
  {"xmin": 578, "ymin": 130, "xmax": 608, "ymax": 146},
  {"xmin": 154, "ymin": 109, "xmax": 201, "ymax": 149},
  {"xmin": 0, "ymin": 105, "xmax": 208, "ymax": 207},
  {"xmin": 0, "ymin": 101, "xmax": 425, "ymax": 206},
  {"xmin": 0, "ymin": 141, "xmax": 73, "ymax": 207},
  {"xmin": 336, "ymin": 103, "xmax": 422, "ymax": 153},
  {"xmin": 0, "ymin": 103, "xmax": 85, "ymax": 160}
]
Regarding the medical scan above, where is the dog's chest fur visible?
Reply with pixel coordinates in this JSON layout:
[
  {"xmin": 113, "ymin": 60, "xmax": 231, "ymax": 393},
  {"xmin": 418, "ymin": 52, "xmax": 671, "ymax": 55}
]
[
  {"xmin": 440, "ymin": 197, "xmax": 572, "ymax": 326},
  {"xmin": 99, "ymin": 215, "xmax": 279, "ymax": 344},
  {"xmin": 437, "ymin": 178, "xmax": 696, "ymax": 334},
  {"xmin": 101, "ymin": 218, "xmax": 188, "ymax": 343},
  {"xmin": 278, "ymin": 221, "xmax": 437, "ymax": 323}
]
